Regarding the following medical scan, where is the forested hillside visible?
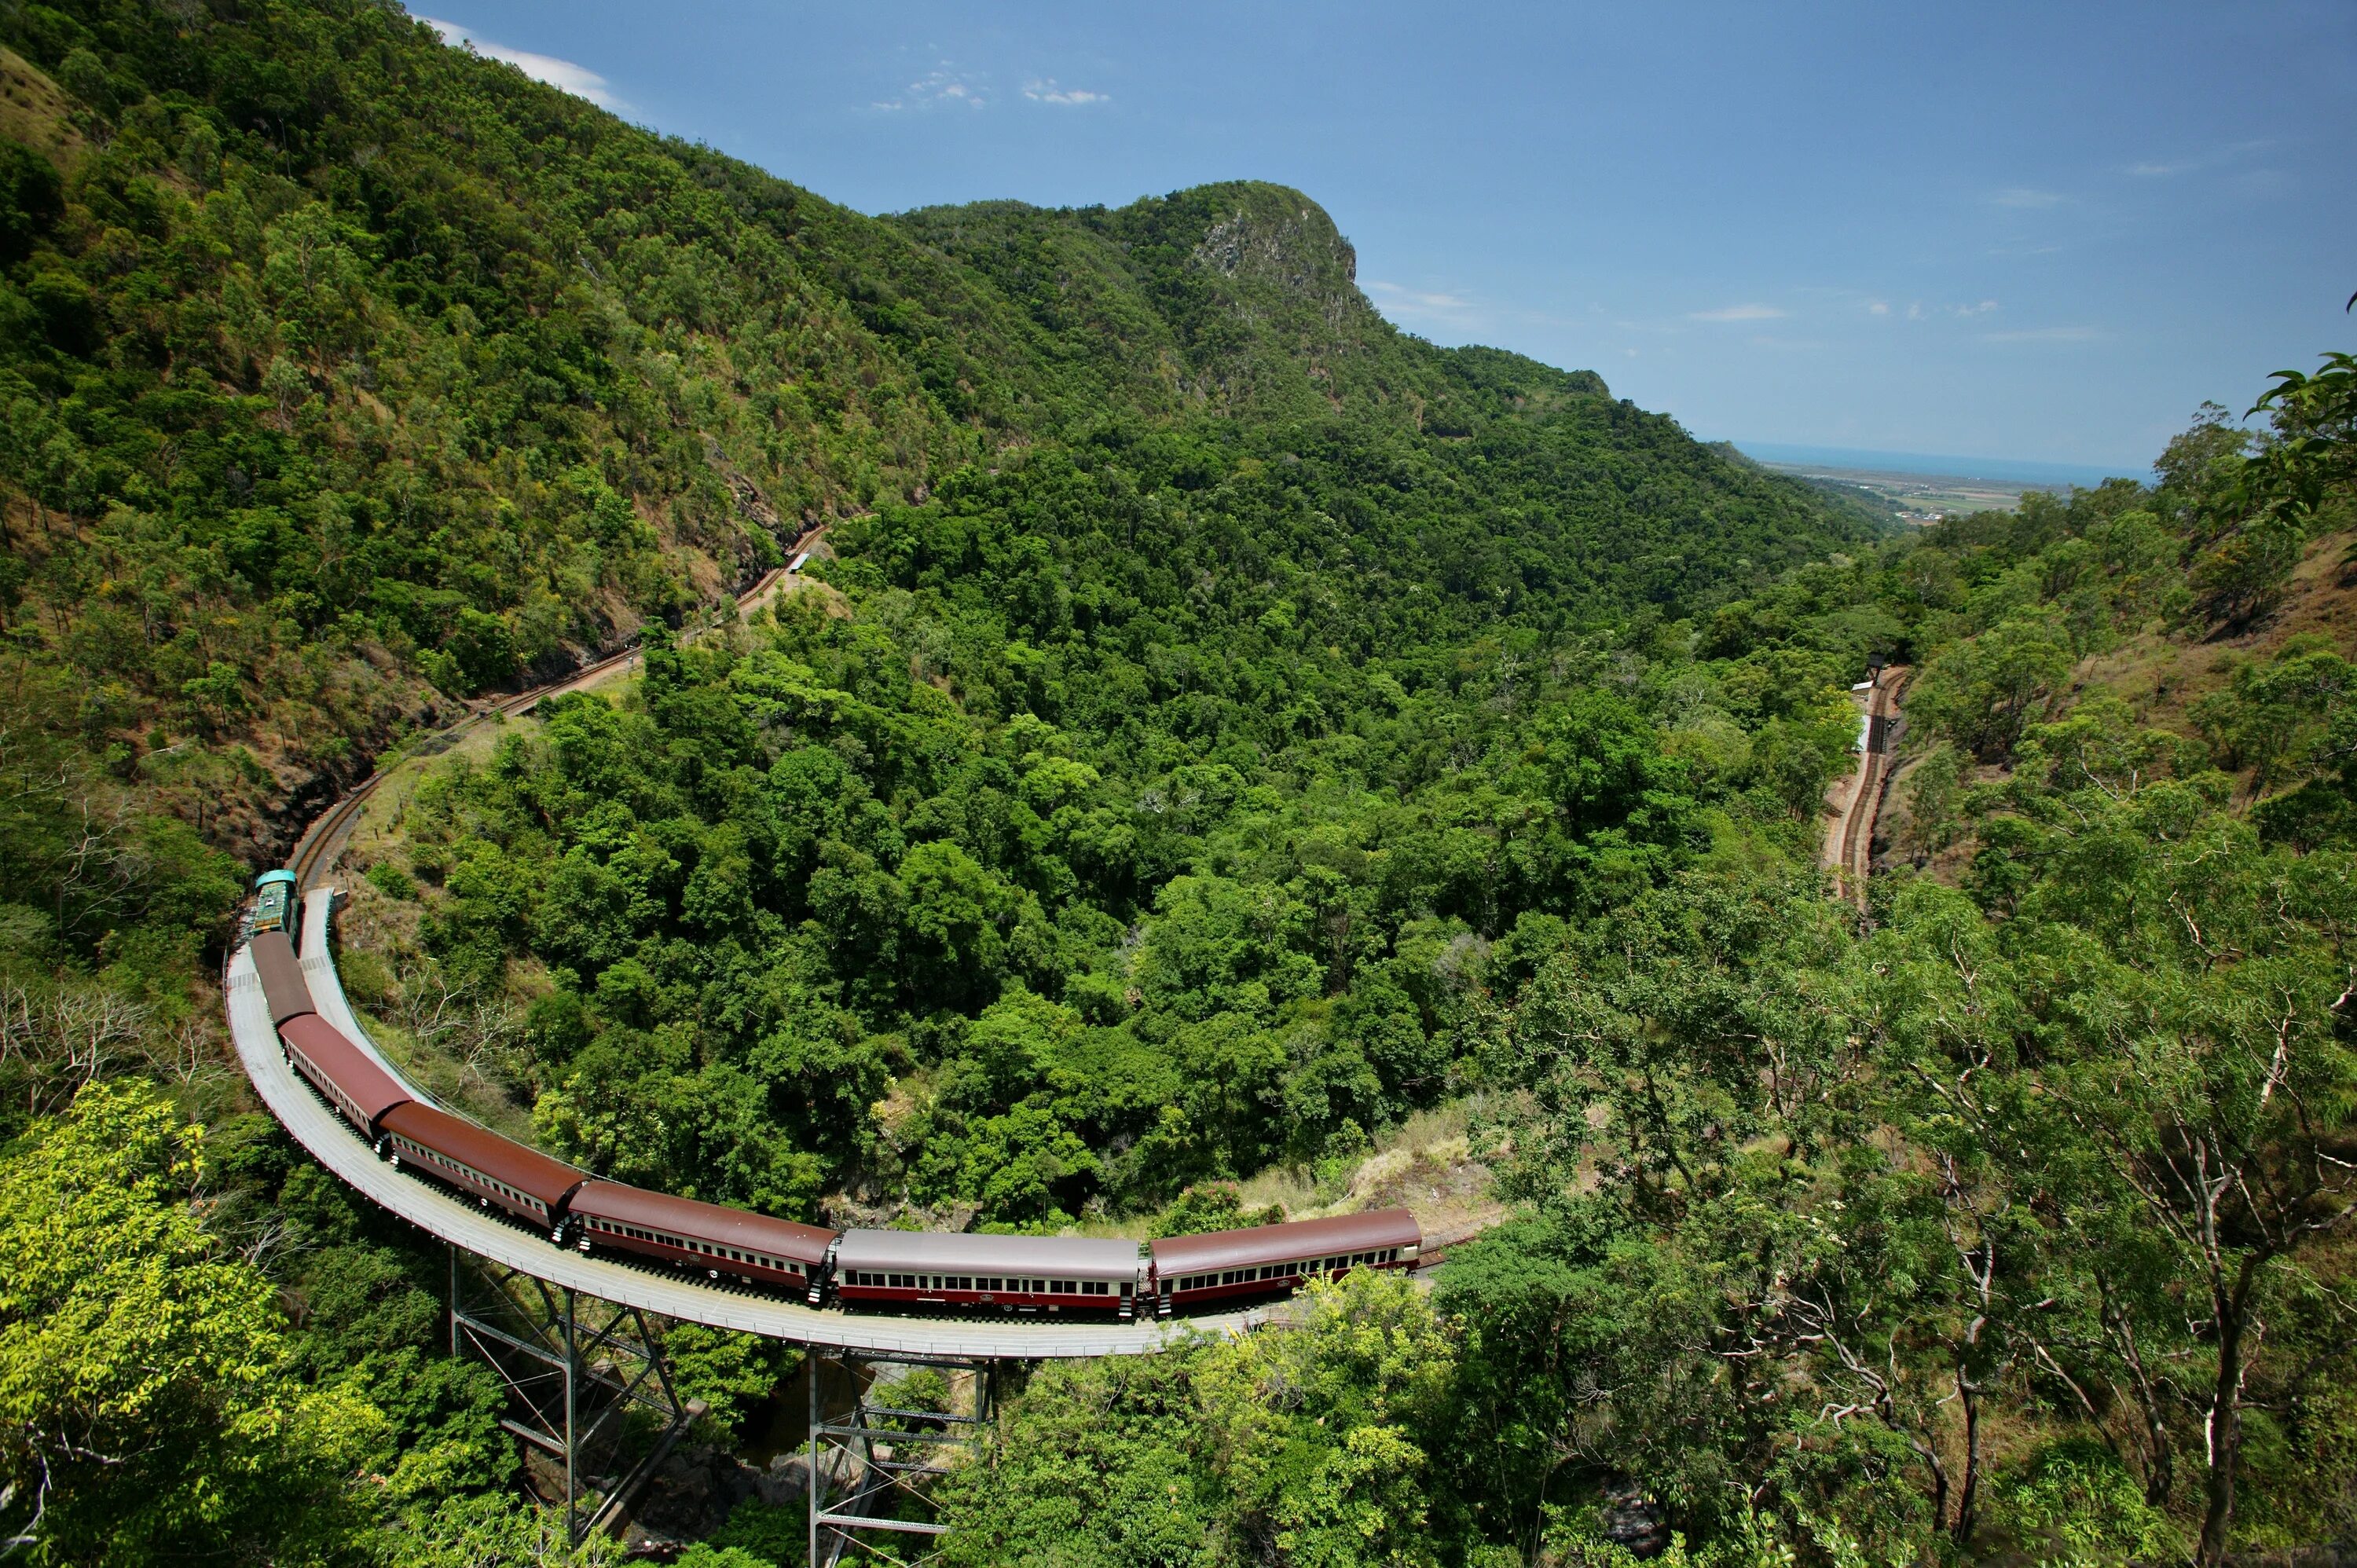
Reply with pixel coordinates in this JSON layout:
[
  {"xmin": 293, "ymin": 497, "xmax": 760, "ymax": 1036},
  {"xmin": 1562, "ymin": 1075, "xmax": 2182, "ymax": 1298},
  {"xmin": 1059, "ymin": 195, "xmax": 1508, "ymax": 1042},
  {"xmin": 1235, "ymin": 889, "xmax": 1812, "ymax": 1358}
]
[{"xmin": 5, "ymin": 1, "xmax": 2355, "ymax": 1565}]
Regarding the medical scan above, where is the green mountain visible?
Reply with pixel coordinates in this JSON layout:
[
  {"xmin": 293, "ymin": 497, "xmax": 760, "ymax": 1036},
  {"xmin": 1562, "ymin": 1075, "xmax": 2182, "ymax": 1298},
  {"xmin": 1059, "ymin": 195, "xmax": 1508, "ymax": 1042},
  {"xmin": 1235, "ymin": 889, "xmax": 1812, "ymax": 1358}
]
[{"xmin": 0, "ymin": 0, "xmax": 1864, "ymax": 885}]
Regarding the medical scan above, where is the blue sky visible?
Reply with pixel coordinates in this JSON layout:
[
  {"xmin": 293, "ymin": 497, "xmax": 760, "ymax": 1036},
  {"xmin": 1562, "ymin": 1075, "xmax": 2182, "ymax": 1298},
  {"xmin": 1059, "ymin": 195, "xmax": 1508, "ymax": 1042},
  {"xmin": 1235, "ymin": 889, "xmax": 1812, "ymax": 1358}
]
[{"xmin": 421, "ymin": 2, "xmax": 2355, "ymax": 474}]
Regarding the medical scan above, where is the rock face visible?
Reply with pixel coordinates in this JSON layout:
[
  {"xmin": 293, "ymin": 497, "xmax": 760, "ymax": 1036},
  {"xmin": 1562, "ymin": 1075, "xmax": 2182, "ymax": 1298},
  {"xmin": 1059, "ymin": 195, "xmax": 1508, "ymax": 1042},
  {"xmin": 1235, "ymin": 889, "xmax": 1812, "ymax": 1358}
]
[
  {"xmin": 611, "ymin": 1442, "xmax": 820, "ymax": 1552},
  {"xmin": 1595, "ymin": 1478, "xmax": 1670, "ymax": 1559},
  {"xmin": 1187, "ymin": 186, "xmax": 1371, "ymax": 334}
]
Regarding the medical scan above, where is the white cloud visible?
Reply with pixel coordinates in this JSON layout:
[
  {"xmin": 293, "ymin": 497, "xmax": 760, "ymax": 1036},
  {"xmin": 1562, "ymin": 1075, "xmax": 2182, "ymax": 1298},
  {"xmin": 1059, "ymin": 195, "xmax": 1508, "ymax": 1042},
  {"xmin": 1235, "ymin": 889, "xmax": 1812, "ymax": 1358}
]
[
  {"xmin": 876, "ymin": 64, "xmax": 988, "ymax": 111},
  {"xmin": 1982, "ymin": 326, "xmax": 2099, "ymax": 343},
  {"xmin": 1867, "ymin": 300, "xmax": 1890, "ymax": 316},
  {"xmin": 1024, "ymin": 79, "xmax": 1109, "ymax": 106},
  {"xmin": 422, "ymin": 17, "xmax": 618, "ymax": 108},
  {"xmin": 1990, "ymin": 187, "xmax": 2067, "ymax": 209},
  {"xmin": 1365, "ymin": 280, "xmax": 1480, "ymax": 326},
  {"xmin": 1687, "ymin": 303, "xmax": 1786, "ymax": 322},
  {"xmin": 2131, "ymin": 139, "xmax": 2274, "ymax": 177},
  {"xmin": 1954, "ymin": 299, "xmax": 1999, "ymax": 317}
]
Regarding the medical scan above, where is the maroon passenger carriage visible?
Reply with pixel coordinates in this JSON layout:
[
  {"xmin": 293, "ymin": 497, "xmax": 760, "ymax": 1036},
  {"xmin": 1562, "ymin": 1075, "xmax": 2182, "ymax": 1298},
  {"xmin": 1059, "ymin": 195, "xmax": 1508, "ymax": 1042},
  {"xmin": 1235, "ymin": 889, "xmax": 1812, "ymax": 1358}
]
[
  {"xmin": 280, "ymin": 1013, "xmax": 410, "ymax": 1141},
  {"xmin": 250, "ymin": 930, "xmax": 314, "ymax": 1025},
  {"xmin": 1148, "ymin": 1207, "xmax": 1422, "ymax": 1316},
  {"xmin": 252, "ymin": 929, "xmax": 412, "ymax": 1142},
  {"xmin": 381, "ymin": 1101, "xmax": 589, "ymax": 1240},
  {"xmin": 570, "ymin": 1181, "xmax": 836, "ymax": 1302}
]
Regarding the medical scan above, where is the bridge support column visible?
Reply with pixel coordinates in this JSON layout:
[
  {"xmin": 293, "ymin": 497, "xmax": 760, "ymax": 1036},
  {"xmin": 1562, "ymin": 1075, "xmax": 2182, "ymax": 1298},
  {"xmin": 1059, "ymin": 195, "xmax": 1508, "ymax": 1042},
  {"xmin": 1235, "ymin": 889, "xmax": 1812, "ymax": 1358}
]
[
  {"xmin": 448, "ymin": 1247, "xmax": 705, "ymax": 1546},
  {"xmin": 807, "ymin": 1348, "xmax": 1000, "ymax": 1568}
]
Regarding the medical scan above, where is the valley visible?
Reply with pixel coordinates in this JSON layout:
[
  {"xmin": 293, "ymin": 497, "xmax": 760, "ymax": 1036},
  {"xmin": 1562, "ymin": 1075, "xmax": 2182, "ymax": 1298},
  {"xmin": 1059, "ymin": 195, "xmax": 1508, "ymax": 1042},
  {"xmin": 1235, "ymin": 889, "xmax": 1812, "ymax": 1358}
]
[{"xmin": 2, "ymin": 4, "xmax": 2353, "ymax": 1567}]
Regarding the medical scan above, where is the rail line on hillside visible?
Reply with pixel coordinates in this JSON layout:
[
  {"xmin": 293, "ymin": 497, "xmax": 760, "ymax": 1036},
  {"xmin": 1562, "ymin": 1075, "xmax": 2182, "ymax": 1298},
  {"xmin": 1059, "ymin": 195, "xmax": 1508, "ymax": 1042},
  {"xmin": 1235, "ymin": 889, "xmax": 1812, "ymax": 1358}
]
[
  {"xmin": 287, "ymin": 551, "xmax": 814, "ymax": 891},
  {"xmin": 235, "ymin": 532, "xmax": 1320, "ymax": 1354},
  {"xmin": 1827, "ymin": 665, "xmax": 1908, "ymax": 908}
]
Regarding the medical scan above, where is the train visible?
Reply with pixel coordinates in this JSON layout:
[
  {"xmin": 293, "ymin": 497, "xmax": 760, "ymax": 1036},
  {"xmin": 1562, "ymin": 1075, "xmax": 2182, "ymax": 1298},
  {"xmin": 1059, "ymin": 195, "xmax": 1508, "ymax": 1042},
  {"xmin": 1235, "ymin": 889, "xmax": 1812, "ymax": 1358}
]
[{"xmin": 245, "ymin": 878, "xmax": 1420, "ymax": 1321}]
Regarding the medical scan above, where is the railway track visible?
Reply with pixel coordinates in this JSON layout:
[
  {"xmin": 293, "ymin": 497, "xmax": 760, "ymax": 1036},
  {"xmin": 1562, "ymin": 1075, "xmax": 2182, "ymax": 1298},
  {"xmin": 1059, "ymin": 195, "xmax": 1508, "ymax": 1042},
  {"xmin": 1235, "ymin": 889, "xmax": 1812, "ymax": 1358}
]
[
  {"xmin": 1828, "ymin": 665, "xmax": 1908, "ymax": 908},
  {"xmin": 285, "ymin": 559, "xmax": 802, "ymax": 890}
]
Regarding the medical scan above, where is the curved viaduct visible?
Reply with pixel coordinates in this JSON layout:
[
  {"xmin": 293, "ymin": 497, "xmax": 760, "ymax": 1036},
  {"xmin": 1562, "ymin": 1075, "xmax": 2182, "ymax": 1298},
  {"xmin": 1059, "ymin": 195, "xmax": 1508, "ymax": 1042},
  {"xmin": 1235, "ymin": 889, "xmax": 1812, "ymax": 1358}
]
[{"xmin": 223, "ymin": 891, "xmax": 1270, "ymax": 1356}]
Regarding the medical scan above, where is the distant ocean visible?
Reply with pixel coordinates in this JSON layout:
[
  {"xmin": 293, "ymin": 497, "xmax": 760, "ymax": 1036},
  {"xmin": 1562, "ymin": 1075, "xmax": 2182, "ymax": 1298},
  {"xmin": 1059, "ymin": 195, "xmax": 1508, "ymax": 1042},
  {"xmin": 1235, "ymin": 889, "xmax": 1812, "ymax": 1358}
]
[{"xmin": 1730, "ymin": 442, "xmax": 2147, "ymax": 491}]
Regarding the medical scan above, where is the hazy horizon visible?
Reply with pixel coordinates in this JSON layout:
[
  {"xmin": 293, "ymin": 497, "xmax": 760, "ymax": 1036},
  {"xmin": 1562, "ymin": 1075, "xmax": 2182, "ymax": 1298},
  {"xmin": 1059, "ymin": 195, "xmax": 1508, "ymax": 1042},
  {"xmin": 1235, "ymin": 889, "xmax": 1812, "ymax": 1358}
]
[{"xmin": 1727, "ymin": 441, "xmax": 2143, "ymax": 491}]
